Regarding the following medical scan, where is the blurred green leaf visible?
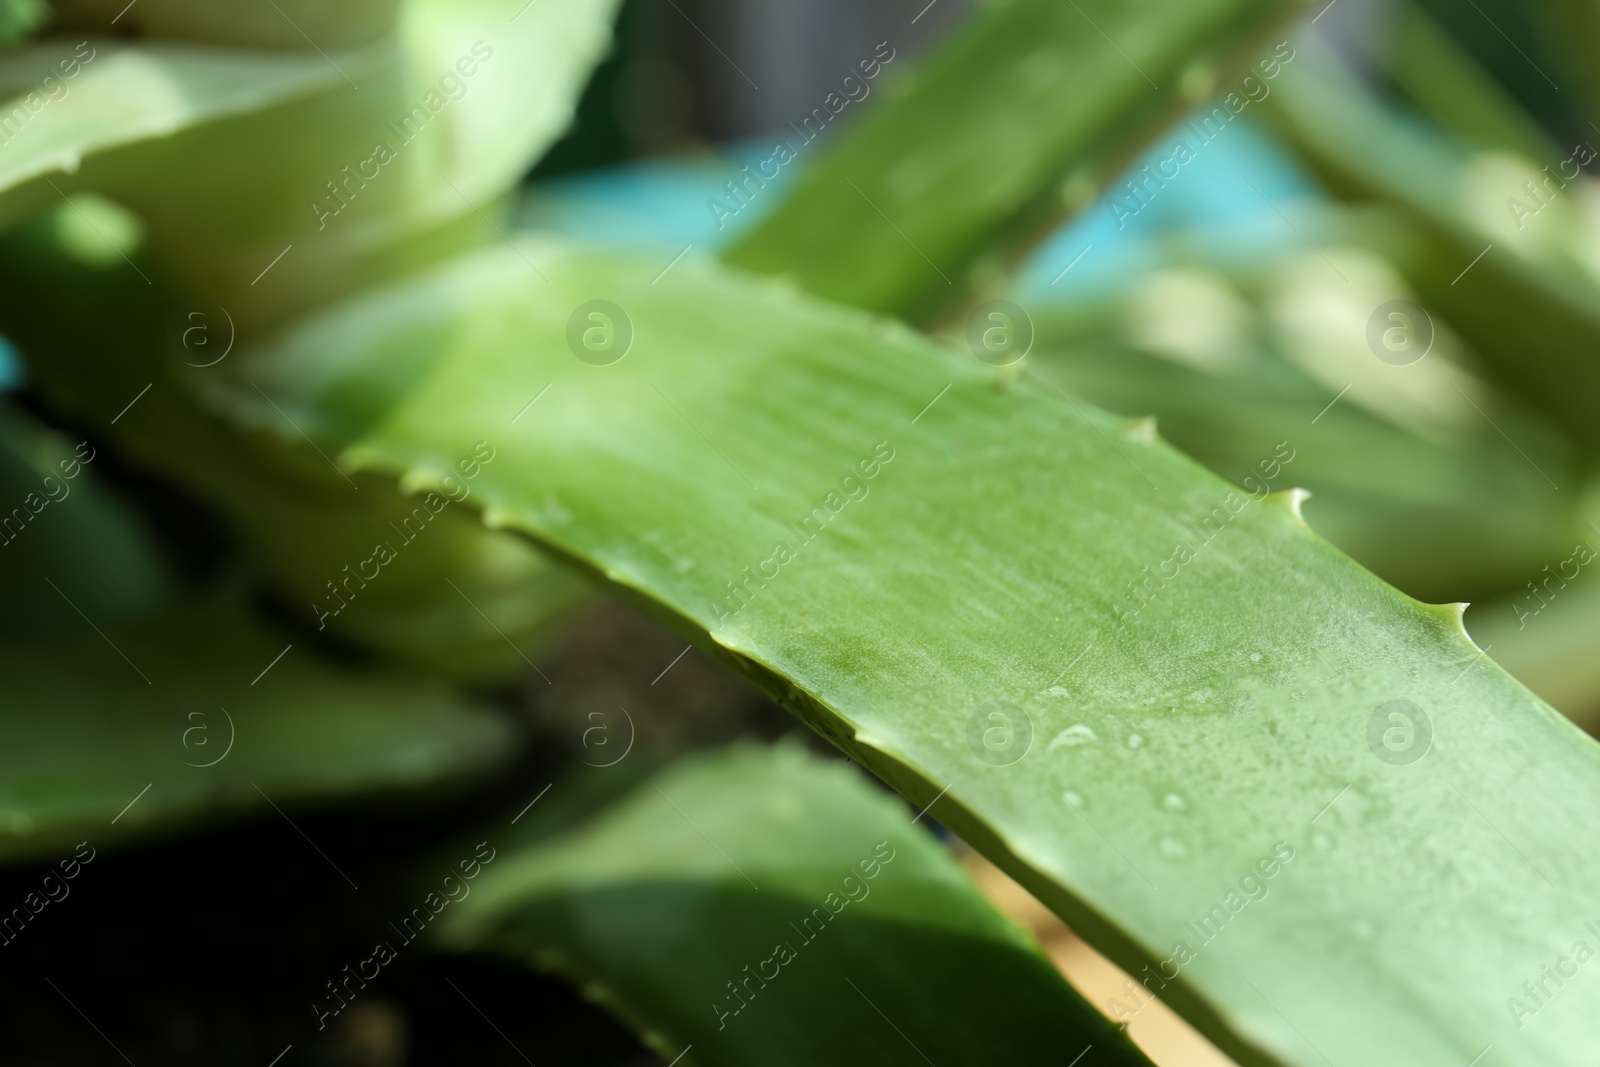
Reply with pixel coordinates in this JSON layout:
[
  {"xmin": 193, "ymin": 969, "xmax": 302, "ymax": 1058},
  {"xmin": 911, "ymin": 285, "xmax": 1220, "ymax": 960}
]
[
  {"xmin": 211, "ymin": 237, "xmax": 1600, "ymax": 1066},
  {"xmin": 1026, "ymin": 248, "xmax": 1582, "ymax": 603},
  {"xmin": 1259, "ymin": 41, "xmax": 1600, "ymax": 450},
  {"xmin": 2, "ymin": 0, "xmax": 622, "ymax": 329},
  {"xmin": 1382, "ymin": 2, "xmax": 1559, "ymax": 161},
  {"xmin": 0, "ymin": 0, "xmax": 45, "ymax": 46},
  {"xmin": 0, "ymin": 194, "xmax": 589, "ymax": 680},
  {"xmin": 0, "ymin": 600, "xmax": 513, "ymax": 866},
  {"xmin": 48, "ymin": 0, "xmax": 399, "ymax": 50},
  {"xmin": 726, "ymin": 0, "xmax": 1310, "ymax": 324},
  {"xmin": 0, "ymin": 37, "xmax": 360, "ymax": 230},
  {"xmin": 1469, "ymin": 550, "xmax": 1600, "ymax": 730},
  {"xmin": 440, "ymin": 743, "xmax": 1153, "ymax": 1067},
  {"xmin": 0, "ymin": 398, "xmax": 170, "ymax": 636},
  {"xmin": 1530, "ymin": 0, "xmax": 1600, "ymax": 125}
]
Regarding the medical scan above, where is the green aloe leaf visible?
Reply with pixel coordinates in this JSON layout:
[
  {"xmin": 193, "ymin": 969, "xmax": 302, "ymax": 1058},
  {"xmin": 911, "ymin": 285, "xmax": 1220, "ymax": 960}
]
[
  {"xmin": 210, "ymin": 237, "xmax": 1600, "ymax": 1066},
  {"xmin": 724, "ymin": 0, "xmax": 1310, "ymax": 324},
  {"xmin": 440, "ymin": 743, "xmax": 1152, "ymax": 1066},
  {"xmin": 0, "ymin": 599, "xmax": 513, "ymax": 866}
]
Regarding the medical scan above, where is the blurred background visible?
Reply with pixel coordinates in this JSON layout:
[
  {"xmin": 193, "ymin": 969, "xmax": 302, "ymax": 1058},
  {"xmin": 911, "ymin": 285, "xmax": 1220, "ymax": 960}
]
[{"xmin": 6, "ymin": 0, "xmax": 1600, "ymax": 1062}]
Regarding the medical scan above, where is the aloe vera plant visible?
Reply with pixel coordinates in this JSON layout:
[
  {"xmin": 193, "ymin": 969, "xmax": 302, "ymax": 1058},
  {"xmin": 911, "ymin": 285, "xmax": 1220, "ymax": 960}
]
[{"xmin": 4, "ymin": 0, "xmax": 1600, "ymax": 1064}]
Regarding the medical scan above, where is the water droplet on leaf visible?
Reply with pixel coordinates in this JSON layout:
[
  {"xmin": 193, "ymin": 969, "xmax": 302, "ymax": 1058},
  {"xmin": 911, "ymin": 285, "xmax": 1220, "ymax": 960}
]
[{"xmin": 1049, "ymin": 724, "xmax": 1098, "ymax": 750}]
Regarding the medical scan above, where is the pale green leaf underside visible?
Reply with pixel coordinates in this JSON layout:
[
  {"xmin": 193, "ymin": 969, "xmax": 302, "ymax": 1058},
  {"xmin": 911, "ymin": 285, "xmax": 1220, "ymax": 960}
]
[
  {"xmin": 0, "ymin": 0, "xmax": 620, "ymax": 328},
  {"xmin": 0, "ymin": 37, "xmax": 354, "ymax": 225},
  {"xmin": 218, "ymin": 239, "xmax": 1600, "ymax": 1067},
  {"xmin": 441, "ymin": 744, "xmax": 1153, "ymax": 1066},
  {"xmin": 0, "ymin": 603, "xmax": 512, "ymax": 865}
]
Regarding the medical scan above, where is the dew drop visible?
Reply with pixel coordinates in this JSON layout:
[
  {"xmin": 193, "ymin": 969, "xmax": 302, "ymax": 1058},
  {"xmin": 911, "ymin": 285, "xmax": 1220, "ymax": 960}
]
[
  {"xmin": 1048, "ymin": 724, "xmax": 1098, "ymax": 750},
  {"xmin": 1127, "ymin": 733, "xmax": 1144, "ymax": 749},
  {"xmin": 1047, "ymin": 685, "xmax": 1071, "ymax": 698},
  {"xmin": 1312, "ymin": 830, "xmax": 1334, "ymax": 851},
  {"xmin": 1250, "ymin": 652, "xmax": 1262, "ymax": 662},
  {"xmin": 1158, "ymin": 837, "xmax": 1190, "ymax": 860},
  {"xmin": 1162, "ymin": 793, "xmax": 1186, "ymax": 812},
  {"xmin": 1062, "ymin": 790, "xmax": 1085, "ymax": 809}
]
